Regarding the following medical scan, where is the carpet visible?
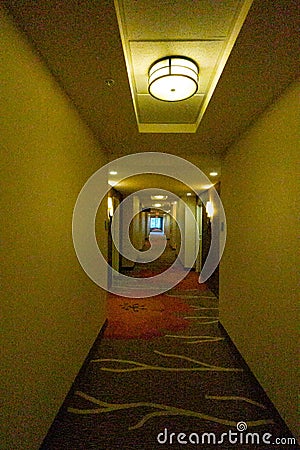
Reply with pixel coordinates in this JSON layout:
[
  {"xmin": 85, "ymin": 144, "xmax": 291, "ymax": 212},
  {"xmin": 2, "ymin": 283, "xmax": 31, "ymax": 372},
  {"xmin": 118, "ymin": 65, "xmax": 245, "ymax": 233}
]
[
  {"xmin": 41, "ymin": 286, "xmax": 297, "ymax": 449},
  {"xmin": 40, "ymin": 237, "xmax": 298, "ymax": 449},
  {"xmin": 104, "ymin": 293, "xmax": 192, "ymax": 339}
]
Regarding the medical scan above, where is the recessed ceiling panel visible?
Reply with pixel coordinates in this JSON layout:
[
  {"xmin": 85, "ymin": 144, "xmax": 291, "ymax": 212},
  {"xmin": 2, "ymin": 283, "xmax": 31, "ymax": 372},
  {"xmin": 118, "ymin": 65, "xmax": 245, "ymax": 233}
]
[
  {"xmin": 121, "ymin": 0, "xmax": 245, "ymax": 39},
  {"xmin": 115, "ymin": 0, "xmax": 253, "ymax": 132},
  {"xmin": 137, "ymin": 94, "xmax": 204, "ymax": 124}
]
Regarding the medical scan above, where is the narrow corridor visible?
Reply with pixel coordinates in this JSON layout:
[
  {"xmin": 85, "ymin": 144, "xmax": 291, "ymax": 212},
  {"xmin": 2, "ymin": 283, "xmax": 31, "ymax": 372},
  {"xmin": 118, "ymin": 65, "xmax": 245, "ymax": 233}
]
[{"xmin": 40, "ymin": 235, "xmax": 296, "ymax": 449}]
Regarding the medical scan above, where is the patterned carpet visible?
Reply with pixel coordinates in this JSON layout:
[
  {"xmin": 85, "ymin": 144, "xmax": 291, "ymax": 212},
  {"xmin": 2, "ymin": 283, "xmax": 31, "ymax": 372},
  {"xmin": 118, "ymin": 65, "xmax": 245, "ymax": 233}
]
[
  {"xmin": 41, "ymin": 238, "xmax": 298, "ymax": 449},
  {"xmin": 104, "ymin": 293, "xmax": 192, "ymax": 339}
]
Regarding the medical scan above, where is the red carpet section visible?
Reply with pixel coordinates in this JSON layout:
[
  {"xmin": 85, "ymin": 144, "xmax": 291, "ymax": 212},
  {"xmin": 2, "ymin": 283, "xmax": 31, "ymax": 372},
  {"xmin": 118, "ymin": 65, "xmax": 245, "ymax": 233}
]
[
  {"xmin": 105, "ymin": 234, "xmax": 208, "ymax": 339},
  {"xmin": 105, "ymin": 293, "xmax": 193, "ymax": 339},
  {"xmin": 174, "ymin": 271, "xmax": 208, "ymax": 291}
]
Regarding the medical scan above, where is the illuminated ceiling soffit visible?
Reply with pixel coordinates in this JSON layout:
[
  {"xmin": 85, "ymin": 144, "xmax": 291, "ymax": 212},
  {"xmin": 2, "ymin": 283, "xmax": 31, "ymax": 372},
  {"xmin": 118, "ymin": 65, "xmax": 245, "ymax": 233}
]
[{"xmin": 114, "ymin": 0, "xmax": 253, "ymax": 133}]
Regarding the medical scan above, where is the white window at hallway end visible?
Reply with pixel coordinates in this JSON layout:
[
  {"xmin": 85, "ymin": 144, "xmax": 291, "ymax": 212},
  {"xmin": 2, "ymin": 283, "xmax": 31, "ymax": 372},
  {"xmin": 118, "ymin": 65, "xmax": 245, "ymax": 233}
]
[{"xmin": 150, "ymin": 217, "xmax": 162, "ymax": 229}]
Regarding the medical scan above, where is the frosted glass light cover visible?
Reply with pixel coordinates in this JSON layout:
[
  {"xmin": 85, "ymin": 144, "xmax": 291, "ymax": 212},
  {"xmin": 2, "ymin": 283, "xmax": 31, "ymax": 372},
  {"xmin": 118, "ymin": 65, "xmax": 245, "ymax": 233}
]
[{"xmin": 148, "ymin": 56, "xmax": 199, "ymax": 102}]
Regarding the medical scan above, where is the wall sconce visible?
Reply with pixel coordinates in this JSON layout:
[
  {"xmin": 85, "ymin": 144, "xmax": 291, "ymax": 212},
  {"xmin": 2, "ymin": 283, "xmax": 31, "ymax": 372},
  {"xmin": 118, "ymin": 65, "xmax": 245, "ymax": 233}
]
[
  {"xmin": 206, "ymin": 201, "xmax": 214, "ymax": 219},
  {"xmin": 148, "ymin": 56, "xmax": 199, "ymax": 102},
  {"xmin": 107, "ymin": 197, "xmax": 114, "ymax": 218}
]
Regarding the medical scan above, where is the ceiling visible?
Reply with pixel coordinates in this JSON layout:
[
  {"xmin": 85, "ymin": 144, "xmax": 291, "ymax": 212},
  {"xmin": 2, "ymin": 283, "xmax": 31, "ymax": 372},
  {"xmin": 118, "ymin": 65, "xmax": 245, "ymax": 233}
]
[
  {"xmin": 109, "ymin": 171, "xmax": 213, "ymax": 210},
  {"xmin": 114, "ymin": 175, "xmax": 190, "ymax": 211},
  {"xmin": 114, "ymin": 0, "xmax": 253, "ymax": 133},
  {"xmin": 2, "ymin": 0, "xmax": 299, "ymax": 201}
]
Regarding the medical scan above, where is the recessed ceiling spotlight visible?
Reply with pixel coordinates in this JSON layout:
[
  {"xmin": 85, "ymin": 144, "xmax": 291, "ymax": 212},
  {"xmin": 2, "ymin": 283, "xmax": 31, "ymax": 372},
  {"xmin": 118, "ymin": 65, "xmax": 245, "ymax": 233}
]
[
  {"xmin": 148, "ymin": 56, "xmax": 199, "ymax": 102},
  {"xmin": 151, "ymin": 195, "xmax": 168, "ymax": 200},
  {"xmin": 153, "ymin": 203, "xmax": 162, "ymax": 207},
  {"xmin": 209, "ymin": 171, "xmax": 218, "ymax": 176},
  {"xmin": 109, "ymin": 170, "xmax": 118, "ymax": 175},
  {"xmin": 186, "ymin": 192, "xmax": 192, "ymax": 196}
]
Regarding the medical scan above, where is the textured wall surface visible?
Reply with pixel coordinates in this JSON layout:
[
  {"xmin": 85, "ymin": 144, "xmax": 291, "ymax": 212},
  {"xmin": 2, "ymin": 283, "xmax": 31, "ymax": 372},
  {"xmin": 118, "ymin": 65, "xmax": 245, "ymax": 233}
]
[
  {"xmin": 220, "ymin": 81, "xmax": 299, "ymax": 437},
  {"xmin": 1, "ymin": 9, "xmax": 107, "ymax": 449}
]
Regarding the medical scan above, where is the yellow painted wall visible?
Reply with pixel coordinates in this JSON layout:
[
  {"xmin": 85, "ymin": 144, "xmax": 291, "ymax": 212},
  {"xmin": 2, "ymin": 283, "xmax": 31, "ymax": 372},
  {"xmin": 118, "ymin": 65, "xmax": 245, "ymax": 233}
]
[
  {"xmin": 220, "ymin": 81, "xmax": 299, "ymax": 437},
  {"xmin": 132, "ymin": 195, "xmax": 143, "ymax": 250},
  {"xmin": 0, "ymin": 9, "xmax": 107, "ymax": 449}
]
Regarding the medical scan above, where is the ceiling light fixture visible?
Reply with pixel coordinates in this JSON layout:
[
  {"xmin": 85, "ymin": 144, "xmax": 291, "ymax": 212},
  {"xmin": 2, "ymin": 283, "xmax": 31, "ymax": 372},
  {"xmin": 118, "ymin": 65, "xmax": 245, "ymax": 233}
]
[
  {"xmin": 151, "ymin": 195, "xmax": 168, "ymax": 200},
  {"xmin": 109, "ymin": 170, "xmax": 118, "ymax": 175},
  {"xmin": 148, "ymin": 56, "xmax": 199, "ymax": 102},
  {"xmin": 209, "ymin": 171, "xmax": 218, "ymax": 176}
]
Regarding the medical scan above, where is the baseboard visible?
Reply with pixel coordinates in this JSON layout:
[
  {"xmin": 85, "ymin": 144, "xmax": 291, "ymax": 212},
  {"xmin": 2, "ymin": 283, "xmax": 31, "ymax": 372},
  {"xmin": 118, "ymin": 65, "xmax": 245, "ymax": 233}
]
[
  {"xmin": 218, "ymin": 322, "xmax": 299, "ymax": 444},
  {"xmin": 40, "ymin": 319, "xmax": 108, "ymax": 449}
]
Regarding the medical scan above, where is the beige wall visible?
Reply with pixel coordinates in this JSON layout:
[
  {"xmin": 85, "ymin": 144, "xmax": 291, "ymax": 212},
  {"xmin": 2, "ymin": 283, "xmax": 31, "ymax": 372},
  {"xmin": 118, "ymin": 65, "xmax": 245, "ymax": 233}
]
[
  {"xmin": 176, "ymin": 196, "xmax": 198, "ymax": 269},
  {"xmin": 164, "ymin": 213, "xmax": 170, "ymax": 239},
  {"xmin": 120, "ymin": 194, "xmax": 141, "ymax": 267},
  {"xmin": 0, "ymin": 9, "xmax": 107, "ymax": 449},
  {"xmin": 170, "ymin": 202, "xmax": 178, "ymax": 250},
  {"xmin": 184, "ymin": 196, "xmax": 198, "ymax": 269},
  {"xmin": 220, "ymin": 81, "xmax": 299, "ymax": 437},
  {"xmin": 132, "ymin": 196, "xmax": 144, "ymax": 251}
]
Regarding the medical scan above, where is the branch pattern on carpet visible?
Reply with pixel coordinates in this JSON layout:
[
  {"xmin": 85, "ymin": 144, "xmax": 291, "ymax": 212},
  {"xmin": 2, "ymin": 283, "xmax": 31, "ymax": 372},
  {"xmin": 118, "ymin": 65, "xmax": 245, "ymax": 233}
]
[
  {"xmin": 68, "ymin": 391, "xmax": 274, "ymax": 431},
  {"xmin": 90, "ymin": 350, "xmax": 243, "ymax": 373},
  {"xmin": 165, "ymin": 334, "xmax": 225, "ymax": 344}
]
